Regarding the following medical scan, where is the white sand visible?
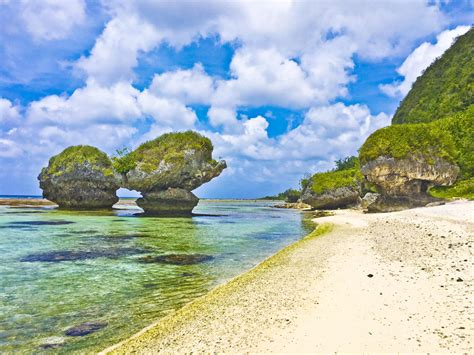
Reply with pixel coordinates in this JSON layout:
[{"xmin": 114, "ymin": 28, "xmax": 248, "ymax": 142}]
[{"xmin": 103, "ymin": 200, "xmax": 473, "ymax": 354}]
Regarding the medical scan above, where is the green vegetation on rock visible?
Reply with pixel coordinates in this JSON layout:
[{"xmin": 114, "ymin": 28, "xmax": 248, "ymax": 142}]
[
  {"xmin": 334, "ymin": 155, "xmax": 359, "ymax": 171},
  {"xmin": 392, "ymin": 28, "xmax": 473, "ymax": 124},
  {"xmin": 429, "ymin": 177, "xmax": 474, "ymax": 200},
  {"xmin": 111, "ymin": 147, "xmax": 136, "ymax": 175},
  {"xmin": 261, "ymin": 189, "xmax": 301, "ymax": 202},
  {"xmin": 46, "ymin": 145, "xmax": 114, "ymax": 177},
  {"xmin": 133, "ymin": 131, "xmax": 217, "ymax": 174},
  {"xmin": 360, "ymin": 106, "xmax": 473, "ymax": 177},
  {"xmin": 359, "ymin": 119, "xmax": 457, "ymax": 165},
  {"xmin": 310, "ymin": 167, "xmax": 362, "ymax": 195}
]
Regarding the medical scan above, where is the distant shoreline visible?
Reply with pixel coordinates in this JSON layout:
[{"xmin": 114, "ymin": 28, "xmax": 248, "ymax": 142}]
[{"xmin": 102, "ymin": 201, "xmax": 473, "ymax": 353}]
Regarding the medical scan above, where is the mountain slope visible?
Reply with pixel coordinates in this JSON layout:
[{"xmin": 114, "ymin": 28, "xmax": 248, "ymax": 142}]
[{"xmin": 392, "ymin": 27, "xmax": 473, "ymax": 124}]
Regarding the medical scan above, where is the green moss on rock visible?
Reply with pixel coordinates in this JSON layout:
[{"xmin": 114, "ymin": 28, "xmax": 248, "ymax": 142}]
[
  {"xmin": 133, "ymin": 131, "xmax": 217, "ymax": 174},
  {"xmin": 46, "ymin": 145, "xmax": 114, "ymax": 177},
  {"xmin": 310, "ymin": 167, "xmax": 362, "ymax": 195},
  {"xmin": 359, "ymin": 120, "xmax": 457, "ymax": 166}
]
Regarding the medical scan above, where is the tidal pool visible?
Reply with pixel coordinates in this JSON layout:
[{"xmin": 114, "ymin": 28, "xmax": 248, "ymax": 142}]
[{"xmin": 0, "ymin": 200, "xmax": 312, "ymax": 352}]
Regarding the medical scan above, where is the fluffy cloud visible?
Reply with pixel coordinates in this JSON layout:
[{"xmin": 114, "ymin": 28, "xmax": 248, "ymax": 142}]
[
  {"xmin": 0, "ymin": 98, "xmax": 21, "ymax": 129},
  {"xmin": 380, "ymin": 25, "xmax": 470, "ymax": 97},
  {"xmin": 20, "ymin": 0, "xmax": 86, "ymax": 41},
  {"xmin": 148, "ymin": 64, "xmax": 215, "ymax": 104},
  {"xmin": 27, "ymin": 81, "xmax": 142, "ymax": 126}
]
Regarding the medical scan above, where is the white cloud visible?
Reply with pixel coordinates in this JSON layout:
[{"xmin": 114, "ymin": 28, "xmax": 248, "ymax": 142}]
[
  {"xmin": 380, "ymin": 25, "xmax": 470, "ymax": 97},
  {"xmin": 148, "ymin": 64, "xmax": 215, "ymax": 104},
  {"xmin": 138, "ymin": 91, "xmax": 198, "ymax": 128},
  {"xmin": 27, "ymin": 81, "xmax": 142, "ymax": 126},
  {"xmin": 0, "ymin": 98, "xmax": 21, "ymax": 128},
  {"xmin": 20, "ymin": 0, "xmax": 86, "ymax": 41},
  {"xmin": 76, "ymin": 15, "xmax": 162, "ymax": 85},
  {"xmin": 0, "ymin": 138, "xmax": 22, "ymax": 158}
]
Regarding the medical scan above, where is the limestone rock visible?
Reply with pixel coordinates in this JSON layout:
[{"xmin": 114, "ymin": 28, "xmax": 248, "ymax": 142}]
[
  {"xmin": 136, "ymin": 188, "xmax": 199, "ymax": 216},
  {"xmin": 301, "ymin": 184, "xmax": 360, "ymax": 209},
  {"xmin": 38, "ymin": 146, "xmax": 120, "ymax": 209},
  {"xmin": 361, "ymin": 154, "xmax": 459, "ymax": 212},
  {"xmin": 122, "ymin": 131, "xmax": 226, "ymax": 215},
  {"xmin": 361, "ymin": 192, "xmax": 380, "ymax": 209}
]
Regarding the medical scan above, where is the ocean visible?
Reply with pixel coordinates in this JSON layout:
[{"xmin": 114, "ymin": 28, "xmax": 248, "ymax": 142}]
[{"xmin": 0, "ymin": 199, "xmax": 311, "ymax": 352}]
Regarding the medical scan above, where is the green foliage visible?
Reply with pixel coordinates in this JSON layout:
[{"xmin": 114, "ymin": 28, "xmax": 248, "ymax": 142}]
[
  {"xmin": 260, "ymin": 188, "xmax": 301, "ymax": 202},
  {"xmin": 359, "ymin": 107, "xmax": 473, "ymax": 179},
  {"xmin": 283, "ymin": 189, "xmax": 301, "ymax": 203},
  {"xmin": 46, "ymin": 145, "xmax": 114, "ymax": 177},
  {"xmin": 359, "ymin": 118, "xmax": 458, "ymax": 165},
  {"xmin": 310, "ymin": 168, "xmax": 362, "ymax": 195},
  {"xmin": 429, "ymin": 177, "xmax": 474, "ymax": 200},
  {"xmin": 133, "ymin": 131, "xmax": 216, "ymax": 173},
  {"xmin": 334, "ymin": 156, "xmax": 359, "ymax": 171},
  {"xmin": 393, "ymin": 28, "xmax": 473, "ymax": 124},
  {"xmin": 112, "ymin": 147, "xmax": 136, "ymax": 175}
]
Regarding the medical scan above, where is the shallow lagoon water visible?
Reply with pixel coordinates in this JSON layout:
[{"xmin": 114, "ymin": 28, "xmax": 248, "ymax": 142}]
[{"xmin": 0, "ymin": 200, "xmax": 311, "ymax": 352}]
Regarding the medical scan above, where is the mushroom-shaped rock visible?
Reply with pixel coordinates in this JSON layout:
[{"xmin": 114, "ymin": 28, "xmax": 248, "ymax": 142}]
[
  {"xmin": 360, "ymin": 155, "xmax": 459, "ymax": 212},
  {"xmin": 121, "ymin": 131, "xmax": 226, "ymax": 215},
  {"xmin": 300, "ymin": 168, "xmax": 362, "ymax": 209},
  {"xmin": 359, "ymin": 123, "xmax": 460, "ymax": 212},
  {"xmin": 38, "ymin": 146, "xmax": 120, "ymax": 209}
]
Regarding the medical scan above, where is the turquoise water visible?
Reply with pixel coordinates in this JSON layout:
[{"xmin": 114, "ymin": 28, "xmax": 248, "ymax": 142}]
[{"xmin": 0, "ymin": 200, "xmax": 312, "ymax": 352}]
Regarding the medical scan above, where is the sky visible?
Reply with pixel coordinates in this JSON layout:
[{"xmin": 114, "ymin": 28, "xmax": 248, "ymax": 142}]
[{"xmin": 0, "ymin": 0, "xmax": 472, "ymax": 198}]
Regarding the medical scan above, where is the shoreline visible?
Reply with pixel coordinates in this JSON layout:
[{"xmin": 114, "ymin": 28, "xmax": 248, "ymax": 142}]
[
  {"xmin": 100, "ymin": 223, "xmax": 334, "ymax": 354},
  {"xmin": 102, "ymin": 200, "xmax": 473, "ymax": 353}
]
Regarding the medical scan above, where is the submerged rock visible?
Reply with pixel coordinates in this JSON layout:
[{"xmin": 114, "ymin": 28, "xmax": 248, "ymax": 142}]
[
  {"xmin": 38, "ymin": 146, "xmax": 120, "ymax": 209},
  {"xmin": 138, "ymin": 253, "xmax": 214, "ymax": 265},
  {"xmin": 65, "ymin": 321, "xmax": 107, "ymax": 337},
  {"xmin": 8, "ymin": 220, "xmax": 75, "ymax": 226},
  {"xmin": 20, "ymin": 248, "xmax": 148, "ymax": 262},
  {"xmin": 38, "ymin": 336, "xmax": 66, "ymax": 349}
]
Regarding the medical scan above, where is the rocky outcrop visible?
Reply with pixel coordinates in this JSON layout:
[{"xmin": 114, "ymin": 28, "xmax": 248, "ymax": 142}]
[
  {"xmin": 136, "ymin": 188, "xmax": 199, "ymax": 216},
  {"xmin": 301, "ymin": 184, "xmax": 360, "ymax": 209},
  {"xmin": 360, "ymin": 155, "xmax": 459, "ymax": 212},
  {"xmin": 122, "ymin": 132, "xmax": 226, "ymax": 215},
  {"xmin": 38, "ymin": 146, "xmax": 120, "ymax": 209},
  {"xmin": 300, "ymin": 167, "xmax": 362, "ymax": 210},
  {"xmin": 38, "ymin": 132, "xmax": 226, "ymax": 215}
]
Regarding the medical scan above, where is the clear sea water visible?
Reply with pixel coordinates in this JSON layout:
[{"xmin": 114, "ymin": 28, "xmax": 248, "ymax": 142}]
[{"xmin": 0, "ymin": 200, "xmax": 312, "ymax": 353}]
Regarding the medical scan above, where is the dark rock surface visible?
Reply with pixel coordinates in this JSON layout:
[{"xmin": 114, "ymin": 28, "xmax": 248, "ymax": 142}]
[
  {"xmin": 138, "ymin": 253, "xmax": 214, "ymax": 265},
  {"xmin": 65, "ymin": 321, "xmax": 107, "ymax": 337},
  {"xmin": 301, "ymin": 184, "xmax": 360, "ymax": 209},
  {"xmin": 136, "ymin": 188, "xmax": 199, "ymax": 216},
  {"xmin": 38, "ymin": 146, "xmax": 120, "ymax": 209}
]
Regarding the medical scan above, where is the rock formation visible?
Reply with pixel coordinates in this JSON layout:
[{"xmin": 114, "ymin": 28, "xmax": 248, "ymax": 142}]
[
  {"xmin": 38, "ymin": 146, "xmax": 120, "ymax": 209},
  {"xmin": 121, "ymin": 131, "xmax": 226, "ymax": 215},
  {"xmin": 300, "ymin": 167, "xmax": 362, "ymax": 209},
  {"xmin": 38, "ymin": 132, "xmax": 226, "ymax": 215},
  {"xmin": 301, "ymin": 184, "xmax": 360, "ymax": 209},
  {"xmin": 360, "ymin": 154, "xmax": 459, "ymax": 212}
]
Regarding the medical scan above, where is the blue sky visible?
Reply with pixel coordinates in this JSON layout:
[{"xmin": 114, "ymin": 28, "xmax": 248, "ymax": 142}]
[{"xmin": 0, "ymin": 0, "xmax": 472, "ymax": 198}]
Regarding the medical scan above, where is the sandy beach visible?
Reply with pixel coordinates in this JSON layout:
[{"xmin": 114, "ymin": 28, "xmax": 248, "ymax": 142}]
[{"xmin": 103, "ymin": 200, "xmax": 473, "ymax": 354}]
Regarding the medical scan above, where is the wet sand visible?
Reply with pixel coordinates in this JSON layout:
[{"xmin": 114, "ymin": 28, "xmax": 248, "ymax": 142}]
[{"xmin": 102, "ymin": 200, "xmax": 473, "ymax": 354}]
